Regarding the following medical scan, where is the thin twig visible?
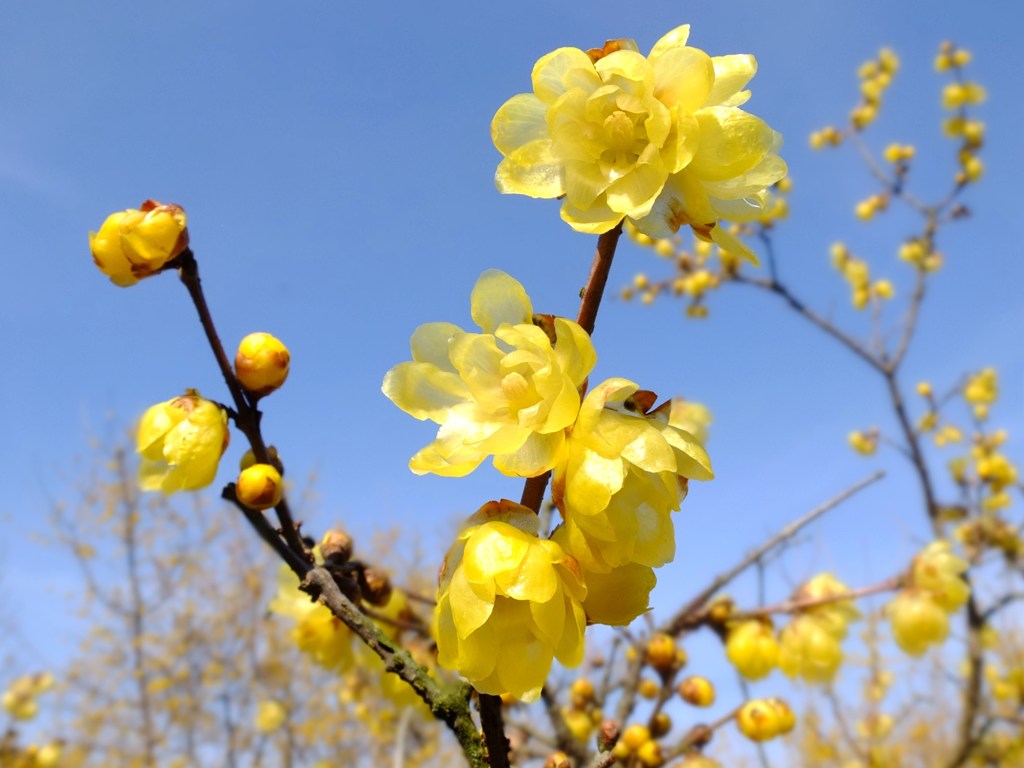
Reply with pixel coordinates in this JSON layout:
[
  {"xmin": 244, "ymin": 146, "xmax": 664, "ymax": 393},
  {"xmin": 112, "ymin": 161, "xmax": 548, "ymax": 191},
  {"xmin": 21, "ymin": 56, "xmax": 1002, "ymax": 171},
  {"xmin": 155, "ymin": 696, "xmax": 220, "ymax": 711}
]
[{"xmin": 661, "ymin": 471, "xmax": 886, "ymax": 636}]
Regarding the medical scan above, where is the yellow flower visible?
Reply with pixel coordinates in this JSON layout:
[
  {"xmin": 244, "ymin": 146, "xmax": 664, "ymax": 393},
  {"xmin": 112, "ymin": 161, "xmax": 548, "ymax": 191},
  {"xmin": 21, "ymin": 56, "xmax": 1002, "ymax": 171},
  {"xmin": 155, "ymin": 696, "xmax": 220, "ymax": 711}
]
[
  {"xmin": 796, "ymin": 573, "xmax": 861, "ymax": 636},
  {"xmin": 910, "ymin": 541, "xmax": 969, "ymax": 612},
  {"xmin": 255, "ymin": 700, "xmax": 287, "ymax": 733},
  {"xmin": 550, "ymin": 379, "xmax": 712, "ymax": 623},
  {"xmin": 491, "ymin": 25, "xmax": 785, "ymax": 260},
  {"xmin": 136, "ymin": 390, "xmax": 230, "ymax": 493},
  {"xmin": 89, "ymin": 200, "xmax": 189, "ymax": 286},
  {"xmin": 888, "ymin": 589, "xmax": 950, "ymax": 656},
  {"xmin": 678, "ymin": 676, "xmax": 716, "ymax": 707},
  {"xmin": 383, "ymin": 270, "xmax": 595, "ymax": 477},
  {"xmin": 964, "ymin": 368, "xmax": 998, "ymax": 406},
  {"xmin": 848, "ymin": 429, "xmax": 877, "ymax": 456},
  {"xmin": 235, "ymin": 332, "xmax": 291, "ymax": 396},
  {"xmin": 778, "ymin": 615, "xmax": 844, "ymax": 683},
  {"xmin": 433, "ymin": 500, "xmax": 587, "ymax": 701},
  {"xmin": 725, "ymin": 619, "xmax": 779, "ymax": 680},
  {"xmin": 269, "ymin": 564, "xmax": 355, "ymax": 671},
  {"xmin": 737, "ymin": 699, "xmax": 788, "ymax": 742}
]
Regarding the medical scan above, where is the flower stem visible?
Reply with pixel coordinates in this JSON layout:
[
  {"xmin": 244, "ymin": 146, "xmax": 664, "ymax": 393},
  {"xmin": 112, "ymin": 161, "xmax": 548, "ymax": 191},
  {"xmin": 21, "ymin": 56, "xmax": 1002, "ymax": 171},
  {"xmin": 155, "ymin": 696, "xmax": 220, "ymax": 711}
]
[
  {"xmin": 519, "ymin": 224, "xmax": 624, "ymax": 515},
  {"xmin": 176, "ymin": 250, "xmax": 311, "ymax": 565}
]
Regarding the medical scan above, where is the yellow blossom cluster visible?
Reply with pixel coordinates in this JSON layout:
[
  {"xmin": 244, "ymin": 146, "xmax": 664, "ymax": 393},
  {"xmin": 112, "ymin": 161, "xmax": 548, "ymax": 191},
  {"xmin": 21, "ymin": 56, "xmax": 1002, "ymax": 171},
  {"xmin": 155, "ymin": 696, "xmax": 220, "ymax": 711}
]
[
  {"xmin": 2, "ymin": 673, "xmax": 55, "ymax": 721},
  {"xmin": 491, "ymin": 24, "xmax": 786, "ymax": 261},
  {"xmin": 809, "ymin": 125, "xmax": 843, "ymax": 150},
  {"xmin": 778, "ymin": 574, "xmax": 861, "ymax": 682},
  {"xmin": 830, "ymin": 243, "xmax": 893, "ymax": 309},
  {"xmin": 934, "ymin": 43, "xmax": 986, "ymax": 185},
  {"xmin": 882, "ymin": 143, "xmax": 915, "ymax": 164},
  {"xmin": 384, "ymin": 270, "xmax": 714, "ymax": 696},
  {"xmin": 724, "ymin": 574, "xmax": 860, "ymax": 684},
  {"xmin": 888, "ymin": 541, "xmax": 969, "ymax": 656},
  {"xmin": 850, "ymin": 48, "xmax": 899, "ymax": 130},
  {"xmin": 898, "ymin": 238, "xmax": 943, "ymax": 272},
  {"xmin": 964, "ymin": 367, "xmax": 998, "ymax": 420},
  {"xmin": 611, "ymin": 723, "xmax": 664, "ymax": 767},
  {"xmin": 854, "ymin": 193, "xmax": 889, "ymax": 222},
  {"xmin": 620, "ymin": 179, "xmax": 792, "ymax": 316}
]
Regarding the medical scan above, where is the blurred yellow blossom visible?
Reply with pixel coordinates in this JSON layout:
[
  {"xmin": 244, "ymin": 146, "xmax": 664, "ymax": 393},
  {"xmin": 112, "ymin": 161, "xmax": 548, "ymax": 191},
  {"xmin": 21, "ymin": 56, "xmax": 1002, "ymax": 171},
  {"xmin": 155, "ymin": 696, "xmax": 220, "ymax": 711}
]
[
  {"xmin": 269, "ymin": 564, "xmax": 354, "ymax": 672},
  {"xmin": 725, "ymin": 619, "xmax": 779, "ymax": 680},
  {"xmin": 136, "ymin": 390, "xmax": 229, "ymax": 494},
  {"xmin": 2, "ymin": 673, "xmax": 55, "ymax": 721},
  {"xmin": 383, "ymin": 270, "xmax": 595, "ymax": 478},
  {"xmin": 255, "ymin": 700, "xmax": 287, "ymax": 733},
  {"xmin": 491, "ymin": 24, "xmax": 785, "ymax": 260}
]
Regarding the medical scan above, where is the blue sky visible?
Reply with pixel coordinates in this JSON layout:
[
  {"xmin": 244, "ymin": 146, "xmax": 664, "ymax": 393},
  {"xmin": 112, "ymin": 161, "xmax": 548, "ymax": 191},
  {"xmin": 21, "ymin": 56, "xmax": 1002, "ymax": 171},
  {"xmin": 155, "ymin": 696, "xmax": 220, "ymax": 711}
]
[{"xmin": 2, "ymin": 0, "xmax": 1022, "ymax": 732}]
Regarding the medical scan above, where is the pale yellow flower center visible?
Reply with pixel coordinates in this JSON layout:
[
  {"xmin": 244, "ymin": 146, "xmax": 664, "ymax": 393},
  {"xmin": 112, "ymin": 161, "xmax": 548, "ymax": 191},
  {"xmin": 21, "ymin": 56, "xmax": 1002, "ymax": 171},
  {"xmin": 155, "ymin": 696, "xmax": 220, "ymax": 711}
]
[
  {"xmin": 501, "ymin": 371, "xmax": 532, "ymax": 408},
  {"xmin": 601, "ymin": 110, "xmax": 643, "ymax": 166}
]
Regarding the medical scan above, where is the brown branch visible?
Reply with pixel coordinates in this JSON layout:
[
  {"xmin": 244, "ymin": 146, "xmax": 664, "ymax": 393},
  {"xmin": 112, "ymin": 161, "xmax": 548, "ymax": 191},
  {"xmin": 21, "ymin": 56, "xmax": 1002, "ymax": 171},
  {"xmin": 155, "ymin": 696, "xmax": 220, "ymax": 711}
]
[
  {"xmin": 478, "ymin": 695, "xmax": 511, "ymax": 768},
  {"xmin": 301, "ymin": 567, "xmax": 487, "ymax": 768},
  {"xmin": 733, "ymin": 273, "xmax": 883, "ymax": 372},
  {"xmin": 661, "ymin": 471, "xmax": 885, "ymax": 636},
  {"xmin": 731, "ymin": 576, "xmax": 902, "ymax": 621},
  {"xmin": 175, "ymin": 250, "xmax": 310, "ymax": 565}
]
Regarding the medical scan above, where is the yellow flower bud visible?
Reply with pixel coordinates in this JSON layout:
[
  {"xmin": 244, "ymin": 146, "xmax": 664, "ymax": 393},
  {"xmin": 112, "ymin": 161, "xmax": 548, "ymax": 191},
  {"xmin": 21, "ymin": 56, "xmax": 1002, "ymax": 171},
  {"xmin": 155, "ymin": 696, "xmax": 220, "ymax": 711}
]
[
  {"xmin": 916, "ymin": 382, "xmax": 933, "ymax": 398},
  {"xmin": 637, "ymin": 738, "xmax": 664, "ymax": 767},
  {"xmin": 565, "ymin": 708, "xmax": 595, "ymax": 741},
  {"xmin": 737, "ymin": 699, "xmax": 782, "ymax": 742},
  {"xmin": 137, "ymin": 391, "xmax": 230, "ymax": 493},
  {"xmin": 235, "ymin": 332, "xmax": 291, "ymax": 396},
  {"xmin": 654, "ymin": 239, "xmax": 676, "ymax": 258},
  {"xmin": 570, "ymin": 678, "xmax": 595, "ymax": 708},
  {"xmin": 621, "ymin": 724, "xmax": 651, "ymax": 752},
  {"xmin": 872, "ymin": 279, "xmax": 894, "ymax": 300},
  {"xmin": 952, "ymin": 49, "xmax": 972, "ymax": 67},
  {"xmin": 854, "ymin": 199, "xmax": 877, "ymax": 221},
  {"xmin": 678, "ymin": 676, "xmax": 715, "ymax": 707},
  {"xmin": 646, "ymin": 633, "xmax": 678, "ymax": 674},
  {"xmin": 638, "ymin": 678, "xmax": 660, "ymax": 699},
  {"xmin": 767, "ymin": 698, "xmax": 796, "ymax": 734},
  {"xmin": 236, "ymin": 463, "xmax": 284, "ymax": 510},
  {"xmin": 89, "ymin": 200, "xmax": 189, "ymax": 286},
  {"xmin": 650, "ymin": 712, "xmax": 672, "ymax": 738}
]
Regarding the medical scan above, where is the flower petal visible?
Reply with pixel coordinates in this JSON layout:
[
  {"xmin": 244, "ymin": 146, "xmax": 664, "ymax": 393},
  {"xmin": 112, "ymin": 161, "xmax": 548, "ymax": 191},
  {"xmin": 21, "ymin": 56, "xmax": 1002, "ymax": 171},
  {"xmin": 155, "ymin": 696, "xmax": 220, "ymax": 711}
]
[
  {"xmin": 492, "ymin": 93, "xmax": 549, "ymax": 154},
  {"xmin": 706, "ymin": 54, "xmax": 757, "ymax": 107},
  {"xmin": 471, "ymin": 270, "xmax": 533, "ymax": 333},
  {"xmin": 532, "ymin": 47, "xmax": 600, "ymax": 104},
  {"xmin": 495, "ymin": 138, "xmax": 566, "ymax": 198}
]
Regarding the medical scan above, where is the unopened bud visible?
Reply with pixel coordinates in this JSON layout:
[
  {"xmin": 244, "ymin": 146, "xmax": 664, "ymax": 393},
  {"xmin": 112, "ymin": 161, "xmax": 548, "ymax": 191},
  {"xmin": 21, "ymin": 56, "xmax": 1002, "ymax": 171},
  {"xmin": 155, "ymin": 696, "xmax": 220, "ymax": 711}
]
[
  {"xmin": 236, "ymin": 464, "xmax": 284, "ymax": 510},
  {"xmin": 235, "ymin": 332, "xmax": 291, "ymax": 396},
  {"xmin": 358, "ymin": 565, "xmax": 393, "ymax": 607},
  {"xmin": 678, "ymin": 676, "xmax": 716, "ymax": 707},
  {"xmin": 650, "ymin": 712, "xmax": 672, "ymax": 738},
  {"xmin": 320, "ymin": 529, "xmax": 353, "ymax": 565},
  {"xmin": 646, "ymin": 633, "xmax": 678, "ymax": 675}
]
